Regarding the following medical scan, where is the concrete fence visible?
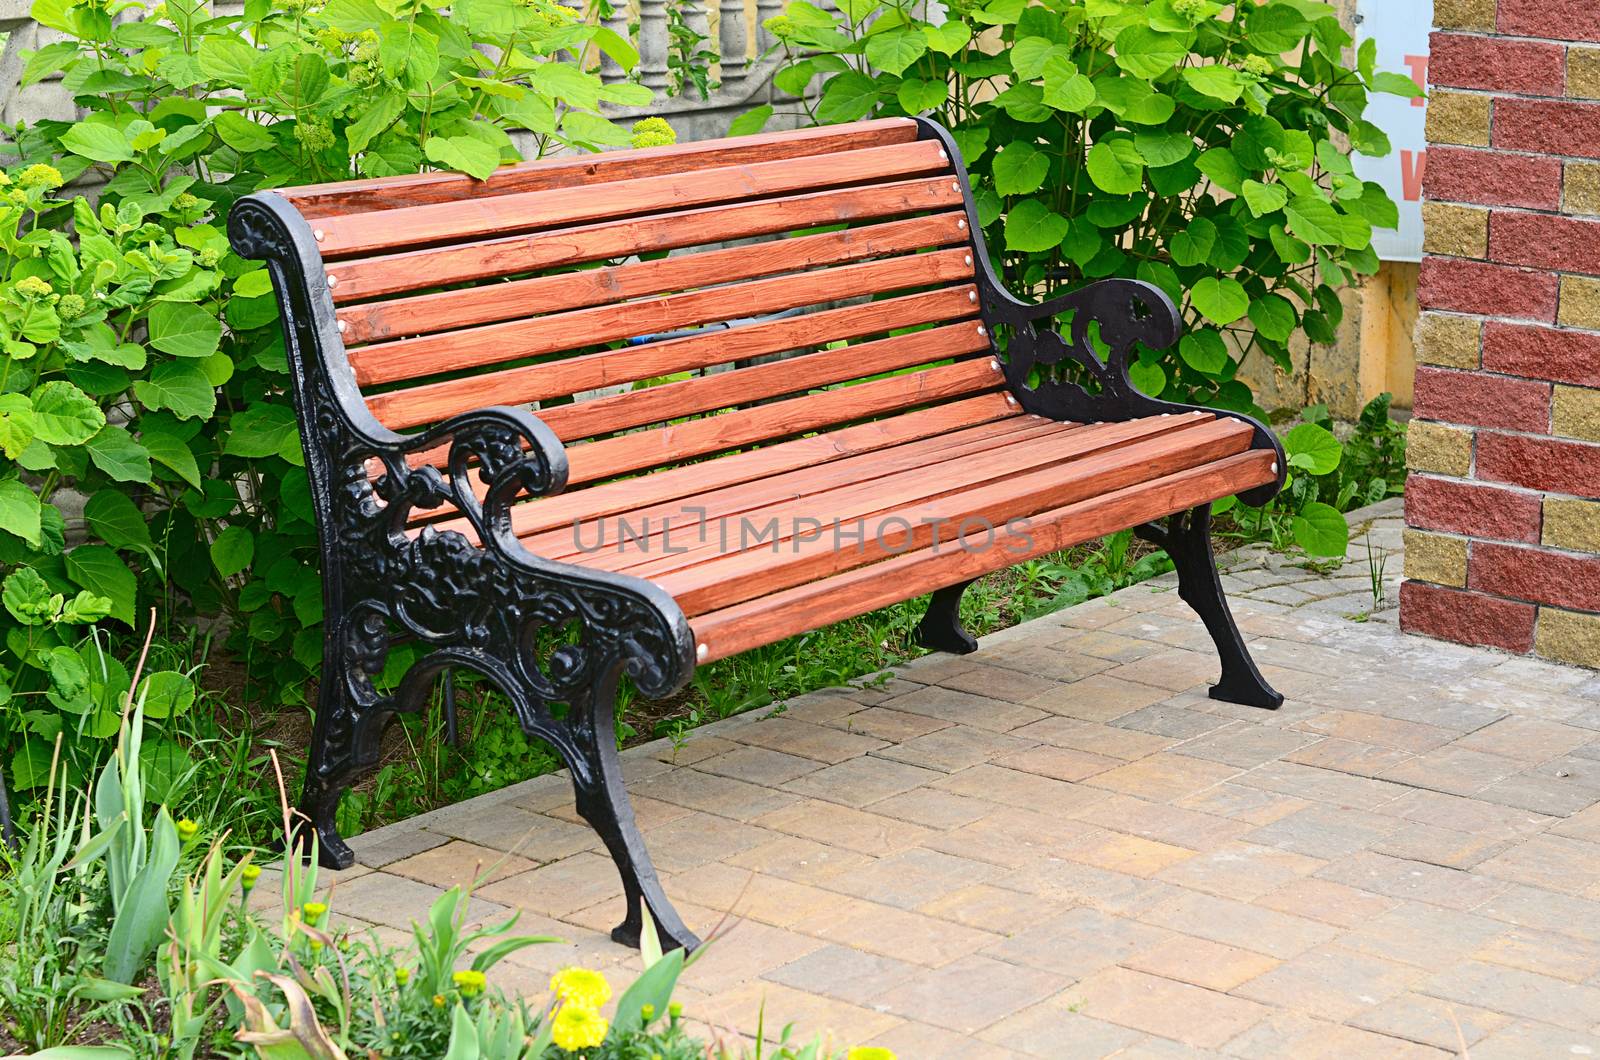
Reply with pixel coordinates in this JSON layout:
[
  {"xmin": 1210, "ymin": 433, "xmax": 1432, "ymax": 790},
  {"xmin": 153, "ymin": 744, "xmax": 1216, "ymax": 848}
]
[{"xmin": 0, "ymin": 0, "xmax": 806, "ymax": 142}]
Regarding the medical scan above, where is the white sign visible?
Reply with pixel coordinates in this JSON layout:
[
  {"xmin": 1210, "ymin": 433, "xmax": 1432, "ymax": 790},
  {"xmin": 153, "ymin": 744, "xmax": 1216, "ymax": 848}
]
[{"xmin": 1353, "ymin": 0, "xmax": 1431, "ymax": 262}]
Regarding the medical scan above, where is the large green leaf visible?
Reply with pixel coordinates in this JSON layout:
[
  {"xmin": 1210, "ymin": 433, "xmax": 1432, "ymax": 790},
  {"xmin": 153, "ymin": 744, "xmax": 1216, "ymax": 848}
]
[
  {"xmin": 141, "ymin": 429, "xmax": 203, "ymax": 489},
  {"xmin": 133, "ymin": 360, "xmax": 216, "ymax": 420},
  {"xmin": 1241, "ymin": 179, "xmax": 1288, "ymax": 218},
  {"xmin": 32, "ymin": 381, "xmax": 106, "ymax": 446},
  {"xmin": 1169, "ymin": 217, "xmax": 1217, "ymax": 267},
  {"xmin": 65, "ymin": 545, "xmax": 137, "ymax": 625},
  {"xmin": 993, "ymin": 141, "xmax": 1050, "ymax": 196},
  {"xmin": 1249, "ymin": 294, "xmax": 1297, "ymax": 343},
  {"xmin": 197, "ymin": 35, "xmax": 259, "ymax": 86},
  {"xmin": 1284, "ymin": 194, "xmax": 1344, "ymax": 246},
  {"xmin": 1284, "ymin": 422, "xmax": 1342, "ymax": 475},
  {"xmin": 864, "ymin": 26, "xmax": 926, "ymax": 76},
  {"xmin": 1190, "ymin": 277, "xmax": 1249, "ymax": 325},
  {"xmin": 816, "ymin": 72, "xmax": 879, "ymax": 124},
  {"xmin": 84, "ymin": 426, "xmax": 153, "ymax": 484},
  {"xmin": 61, "ymin": 120, "xmax": 134, "ymax": 163},
  {"xmin": 1003, "ymin": 198, "xmax": 1070, "ymax": 253},
  {"xmin": 1178, "ymin": 329, "xmax": 1229, "ymax": 375},
  {"xmin": 1183, "ymin": 65, "xmax": 1244, "ymax": 101},
  {"xmin": 1292, "ymin": 501, "xmax": 1349, "ymax": 558},
  {"xmin": 85, "ymin": 491, "xmax": 156, "ymax": 553},
  {"xmin": 1085, "ymin": 139, "xmax": 1145, "ymax": 195},
  {"xmin": 1115, "ymin": 27, "xmax": 1184, "ymax": 79},
  {"xmin": 380, "ymin": 21, "xmax": 441, "ymax": 90},
  {"xmin": 148, "ymin": 302, "xmax": 222, "ymax": 359},
  {"xmin": 0, "ymin": 479, "xmax": 42, "ymax": 548},
  {"xmin": 0, "ymin": 393, "xmax": 36, "ymax": 460},
  {"xmin": 424, "ymin": 134, "xmax": 501, "ymax": 180},
  {"xmin": 210, "ymin": 525, "xmax": 255, "ymax": 578}
]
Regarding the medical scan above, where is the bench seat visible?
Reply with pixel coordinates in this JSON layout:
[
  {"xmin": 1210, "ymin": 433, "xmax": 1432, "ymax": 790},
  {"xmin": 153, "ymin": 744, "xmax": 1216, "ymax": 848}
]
[{"xmin": 508, "ymin": 410, "xmax": 1272, "ymax": 661}]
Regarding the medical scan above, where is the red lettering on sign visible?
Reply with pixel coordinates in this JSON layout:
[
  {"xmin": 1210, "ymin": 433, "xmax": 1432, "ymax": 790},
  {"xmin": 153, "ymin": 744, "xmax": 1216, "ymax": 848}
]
[
  {"xmin": 1402, "ymin": 150, "xmax": 1427, "ymax": 202},
  {"xmin": 1405, "ymin": 54, "xmax": 1429, "ymax": 107}
]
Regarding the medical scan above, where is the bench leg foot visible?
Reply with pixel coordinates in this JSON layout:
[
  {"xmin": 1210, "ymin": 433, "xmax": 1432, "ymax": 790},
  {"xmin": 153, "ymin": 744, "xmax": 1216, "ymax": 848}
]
[
  {"xmin": 1142, "ymin": 504, "xmax": 1283, "ymax": 710},
  {"xmin": 915, "ymin": 579, "xmax": 979, "ymax": 654},
  {"xmin": 568, "ymin": 668, "xmax": 702, "ymax": 954}
]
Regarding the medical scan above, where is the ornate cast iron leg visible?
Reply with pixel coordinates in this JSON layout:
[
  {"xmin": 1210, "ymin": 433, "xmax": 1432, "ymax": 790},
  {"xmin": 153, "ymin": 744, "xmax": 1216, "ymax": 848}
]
[
  {"xmin": 564, "ymin": 663, "xmax": 701, "ymax": 952},
  {"xmin": 1138, "ymin": 505, "xmax": 1283, "ymax": 710},
  {"xmin": 914, "ymin": 579, "xmax": 979, "ymax": 654},
  {"xmin": 293, "ymin": 651, "xmax": 387, "ymax": 870}
]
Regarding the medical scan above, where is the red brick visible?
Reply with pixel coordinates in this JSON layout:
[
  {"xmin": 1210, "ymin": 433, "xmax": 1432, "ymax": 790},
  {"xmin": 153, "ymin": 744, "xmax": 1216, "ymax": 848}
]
[
  {"xmin": 1418, "ymin": 258, "xmax": 1560, "ymax": 321},
  {"xmin": 1400, "ymin": 581, "xmax": 1537, "ymax": 653},
  {"xmin": 1424, "ymin": 147, "xmax": 1562, "ymax": 210},
  {"xmin": 1430, "ymin": 33, "xmax": 1567, "ymax": 96},
  {"xmin": 1490, "ymin": 212, "xmax": 1600, "ymax": 276},
  {"xmin": 1478, "ymin": 431, "xmax": 1600, "ymax": 498},
  {"xmin": 1405, "ymin": 475, "xmax": 1544, "ymax": 542},
  {"xmin": 1483, "ymin": 323, "xmax": 1600, "ymax": 387},
  {"xmin": 1494, "ymin": 98, "xmax": 1600, "ymax": 160},
  {"xmin": 1498, "ymin": 0, "xmax": 1600, "ymax": 44},
  {"xmin": 1471, "ymin": 541, "xmax": 1600, "ymax": 611},
  {"xmin": 1412, "ymin": 366, "xmax": 1552, "ymax": 431}
]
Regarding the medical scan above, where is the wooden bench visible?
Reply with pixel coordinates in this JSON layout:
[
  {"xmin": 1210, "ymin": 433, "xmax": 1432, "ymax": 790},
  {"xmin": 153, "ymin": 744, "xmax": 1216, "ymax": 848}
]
[{"xmin": 229, "ymin": 117, "xmax": 1286, "ymax": 952}]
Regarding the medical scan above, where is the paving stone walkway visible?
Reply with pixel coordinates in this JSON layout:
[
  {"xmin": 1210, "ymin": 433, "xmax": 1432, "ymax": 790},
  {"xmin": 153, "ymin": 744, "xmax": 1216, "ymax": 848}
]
[{"xmin": 284, "ymin": 499, "xmax": 1600, "ymax": 1057}]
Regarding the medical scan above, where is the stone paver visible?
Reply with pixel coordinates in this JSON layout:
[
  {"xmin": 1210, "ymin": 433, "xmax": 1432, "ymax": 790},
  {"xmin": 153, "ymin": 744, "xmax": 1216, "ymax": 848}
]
[{"xmin": 338, "ymin": 500, "xmax": 1600, "ymax": 1055}]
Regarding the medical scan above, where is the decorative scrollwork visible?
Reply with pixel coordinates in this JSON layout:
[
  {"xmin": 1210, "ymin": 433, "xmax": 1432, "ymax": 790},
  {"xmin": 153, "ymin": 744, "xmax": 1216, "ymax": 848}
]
[{"xmin": 227, "ymin": 193, "xmax": 696, "ymax": 820}]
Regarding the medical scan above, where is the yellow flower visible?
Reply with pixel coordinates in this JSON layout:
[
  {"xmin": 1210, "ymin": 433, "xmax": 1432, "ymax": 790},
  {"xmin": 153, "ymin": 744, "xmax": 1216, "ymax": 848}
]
[
  {"xmin": 550, "ymin": 1005, "xmax": 608, "ymax": 1051},
  {"xmin": 550, "ymin": 966, "xmax": 612, "ymax": 1010},
  {"xmin": 302, "ymin": 901, "xmax": 328, "ymax": 925},
  {"xmin": 240, "ymin": 863, "xmax": 262, "ymax": 891},
  {"xmin": 17, "ymin": 164, "xmax": 63, "ymax": 190},
  {"xmin": 630, "ymin": 117, "xmax": 676, "ymax": 150},
  {"xmin": 176, "ymin": 818, "xmax": 199, "ymax": 842},
  {"xmin": 846, "ymin": 1049, "xmax": 897, "ymax": 1060},
  {"xmin": 453, "ymin": 969, "xmax": 487, "ymax": 998},
  {"xmin": 0, "ymin": 170, "xmax": 10, "ymax": 186},
  {"xmin": 432, "ymin": 993, "xmax": 446, "ymax": 1008},
  {"xmin": 395, "ymin": 966, "xmax": 410, "ymax": 986},
  {"xmin": 14, "ymin": 276, "xmax": 53, "ymax": 299}
]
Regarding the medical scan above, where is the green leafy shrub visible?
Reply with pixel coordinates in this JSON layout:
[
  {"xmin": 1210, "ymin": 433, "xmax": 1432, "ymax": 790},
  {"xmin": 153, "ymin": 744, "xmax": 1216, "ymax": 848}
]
[
  {"xmin": 0, "ymin": 640, "xmax": 847, "ymax": 1059},
  {"xmin": 0, "ymin": 0, "xmax": 657, "ymax": 786},
  {"xmin": 762, "ymin": 0, "xmax": 1419, "ymax": 416}
]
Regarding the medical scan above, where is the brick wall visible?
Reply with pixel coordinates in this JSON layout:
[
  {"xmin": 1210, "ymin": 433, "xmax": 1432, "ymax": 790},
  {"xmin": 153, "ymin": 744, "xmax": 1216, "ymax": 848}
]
[{"xmin": 1406, "ymin": 0, "xmax": 1600, "ymax": 669}]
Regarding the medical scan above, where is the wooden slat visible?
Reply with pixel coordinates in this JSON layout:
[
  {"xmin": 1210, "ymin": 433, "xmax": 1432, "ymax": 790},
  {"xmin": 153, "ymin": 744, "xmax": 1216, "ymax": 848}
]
[
  {"xmin": 593, "ymin": 415, "xmax": 1223, "ymax": 578},
  {"xmin": 502, "ymin": 397, "xmax": 1025, "ymax": 537},
  {"xmin": 564, "ymin": 357, "xmax": 1007, "ymax": 485},
  {"xmin": 340, "ymin": 213, "xmax": 970, "ymax": 345},
  {"xmin": 316, "ymin": 140, "xmax": 952, "ymax": 257},
  {"xmin": 523, "ymin": 417, "xmax": 1077, "ymax": 561},
  {"xmin": 659, "ymin": 419, "xmax": 1253, "ymax": 613},
  {"xmin": 535, "ymin": 320, "xmax": 992, "ymax": 444},
  {"xmin": 690, "ymin": 451, "xmax": 1278, "ymax": 661},
  {"xmin": 367, "ymin": 284, "xmax": 982, "ymax": 431},
  {"xmin": 329, "ymin": 177, "xmax": 966, "ymax": 304},
  {"xmin": 284, "ymin": 119, "xmax": 919, "ymax": 219},
  {"xmin": 353, "ymin": 248, "xmax": 974, "ymax": 389}
]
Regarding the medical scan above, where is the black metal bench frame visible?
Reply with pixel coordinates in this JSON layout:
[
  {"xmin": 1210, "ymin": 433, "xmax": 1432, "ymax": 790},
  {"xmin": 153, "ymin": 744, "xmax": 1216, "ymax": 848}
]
[{"xmin": 229, "ymin": 117, "xmax": 1285, "ymax": 953}]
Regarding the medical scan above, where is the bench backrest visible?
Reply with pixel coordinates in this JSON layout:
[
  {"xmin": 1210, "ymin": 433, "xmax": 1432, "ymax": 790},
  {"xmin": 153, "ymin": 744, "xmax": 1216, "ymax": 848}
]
[{"xmin": 271, "ymin": 118, "xmax": 1004, "ymax": 490}]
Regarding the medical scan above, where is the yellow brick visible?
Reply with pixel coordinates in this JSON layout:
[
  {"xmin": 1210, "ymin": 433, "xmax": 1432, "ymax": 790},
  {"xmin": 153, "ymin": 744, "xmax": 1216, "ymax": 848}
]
[
  {"xmin": 1406, "ymin": 421, "xmax": 1473, "ymax": 477},
  {"xmin": 1559, "ymin": 276, "xmax": 1600, "ymax": 331},
  {"xmin": 1415, "ymin": 313, "xmax": 1483, "ymax": 369},
  {"xmin": 1403, "ymin": 530, "xmax": 1469, "ymax": 588},
  {"xmin": 1554, "ymin": 386, "xmax": 1600, "ymax": 442},
  {"xmin": 1544, "ymin": 498, "xmax": 1600, "ymax": 552},
  {"xmin": 1433, "ymin": 0, "xmax": 1496, "ymax": 31},
  {"xmin": 1572, "ymin": 47, "xmax": 1600, "ymax": 100},
  {"xmin": 1567, "ymin": 162, "xmax": 1600, "ymax": 217},
  {"xmin": 1425, "ymin": 91, "xmax": 1492, "ymax": 148},
  {"xmin": 1536, "ymin": 608, "xmax": 1600, "ymax": 670},
  {"xmin": 1422, "ymin": 204, "xmax": 1489, "ymax": 259}
]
